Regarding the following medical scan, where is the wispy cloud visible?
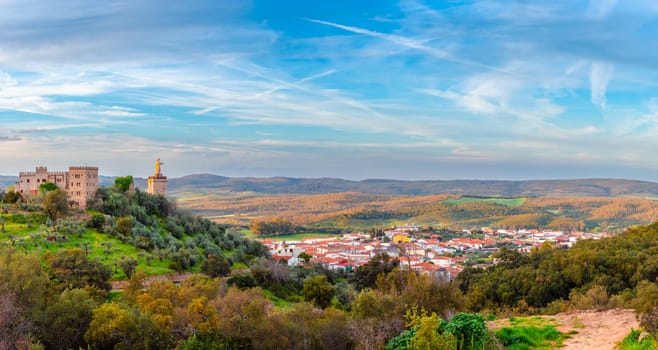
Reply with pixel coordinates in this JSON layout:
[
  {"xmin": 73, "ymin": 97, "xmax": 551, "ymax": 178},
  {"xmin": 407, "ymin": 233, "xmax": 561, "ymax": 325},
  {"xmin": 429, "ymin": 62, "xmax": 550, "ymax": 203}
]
[
  {"xmin": 306, "ymin": 18, "xmax": 520, "ymax": 77},
  {"xmin": 590, "ymin": 62, "xmax": 615, "ymax": 109},
  {"xmin": 587, "ymin": 0, "xmax": 618, "ymax": 19}
]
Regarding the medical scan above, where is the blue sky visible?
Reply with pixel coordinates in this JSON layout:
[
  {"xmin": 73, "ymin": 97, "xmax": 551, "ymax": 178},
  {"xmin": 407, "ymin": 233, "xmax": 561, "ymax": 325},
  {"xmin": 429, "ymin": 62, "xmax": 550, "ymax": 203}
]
[{"xmin": 2, "ymin": 0, "xmax": 658, "ymax": 180}]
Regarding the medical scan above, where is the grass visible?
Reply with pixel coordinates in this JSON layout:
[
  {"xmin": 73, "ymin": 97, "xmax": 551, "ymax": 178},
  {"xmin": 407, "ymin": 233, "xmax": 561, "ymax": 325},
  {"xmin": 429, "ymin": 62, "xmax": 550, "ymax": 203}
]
[
  {"xmin": 237, "ymin": 229, "xmax": 338, "ymax": 242},
  {"xmin": 443, "ymin": 196, "xmax": 527, "ymax": 207},
  {"xmin": 261, "ymin": 289, "xmax": 292, "ymax": 308},
  {"xmin": 618, "ymin": 329, "xmax": 657, "ymax": 350},
  {"xmin": 496, "ymin": 316, "xmax": 573, "ymax": 349},
  {"xmin": 265, "ymin": 232, "xmax": 338, "ymax": 241}
]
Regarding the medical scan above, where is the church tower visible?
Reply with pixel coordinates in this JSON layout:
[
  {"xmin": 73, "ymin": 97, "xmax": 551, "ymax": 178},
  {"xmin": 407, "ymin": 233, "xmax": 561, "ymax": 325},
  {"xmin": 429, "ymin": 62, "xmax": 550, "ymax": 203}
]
[{"xmin": 147, "ymin": 158, "xmax": 167, "ymax": 195}]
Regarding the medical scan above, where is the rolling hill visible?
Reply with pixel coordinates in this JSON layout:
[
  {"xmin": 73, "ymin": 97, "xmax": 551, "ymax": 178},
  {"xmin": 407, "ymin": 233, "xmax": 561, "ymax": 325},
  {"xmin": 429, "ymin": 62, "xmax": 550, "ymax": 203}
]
[
  {"xmin": 4, "ymin": 173, "xmax": 658, "ymax": 198},
  {"xmin": 166, "ymin": 175, "xmax": 658, "ymax": 198}
]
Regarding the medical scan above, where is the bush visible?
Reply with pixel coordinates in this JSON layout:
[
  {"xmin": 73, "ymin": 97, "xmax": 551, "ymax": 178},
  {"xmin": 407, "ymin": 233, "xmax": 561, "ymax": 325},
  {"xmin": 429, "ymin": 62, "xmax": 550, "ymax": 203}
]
[
  {"xmin": 227, "ymin": 273, "xmax": 258, "ymax": 289},
  {"xmin": 444, "ymin": 313, "xmax": 486, "ymax": 349},
  {"xmin": 200, "ymin": 255, "xmax": 231, "ymax": 278},
  {"xmin": 88, "ymin": 213, "xmax": 106, "ymax": 230}
]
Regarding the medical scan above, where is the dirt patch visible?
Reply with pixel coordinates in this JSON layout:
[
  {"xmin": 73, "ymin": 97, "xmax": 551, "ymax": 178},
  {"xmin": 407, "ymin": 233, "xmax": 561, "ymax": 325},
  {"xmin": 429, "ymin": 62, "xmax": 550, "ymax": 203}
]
[
  {"xmin": 489, "ymin": 308, "xmax": 639, "ymax": 350},
  {"xmin": 111, "ymin": 272, "xmax": 200, "ymax": 291}
]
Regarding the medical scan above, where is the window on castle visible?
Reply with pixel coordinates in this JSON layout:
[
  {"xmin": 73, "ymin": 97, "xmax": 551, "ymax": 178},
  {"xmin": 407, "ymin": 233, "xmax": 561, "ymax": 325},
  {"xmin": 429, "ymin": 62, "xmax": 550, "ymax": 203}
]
[{"xmin": 26, "ymin": 179, "xmax": 29, "ymax": 183}]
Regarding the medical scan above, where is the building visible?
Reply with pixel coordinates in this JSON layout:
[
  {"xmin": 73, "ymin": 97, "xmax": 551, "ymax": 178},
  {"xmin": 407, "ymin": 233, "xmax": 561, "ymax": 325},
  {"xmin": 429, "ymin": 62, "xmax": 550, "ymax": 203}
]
[
  {"xmin": 15, "ymin": 165, "xmax": 99, "ymax": 208},
  {"xmin": 147, "ymin": 158, "xmax": 167, "ymax": 195}
]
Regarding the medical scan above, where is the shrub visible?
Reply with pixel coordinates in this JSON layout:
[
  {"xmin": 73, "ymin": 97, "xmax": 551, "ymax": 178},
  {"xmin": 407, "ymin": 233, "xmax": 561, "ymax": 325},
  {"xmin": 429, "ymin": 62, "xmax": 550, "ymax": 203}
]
[{"xmin": 444, "ymin": 313, "xmax": 486, "ymax": 349}]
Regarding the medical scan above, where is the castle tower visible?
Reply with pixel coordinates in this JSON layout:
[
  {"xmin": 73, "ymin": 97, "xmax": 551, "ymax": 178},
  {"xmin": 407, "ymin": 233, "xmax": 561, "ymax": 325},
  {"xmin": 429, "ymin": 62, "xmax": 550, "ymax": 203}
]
[
  {"xmin": 147, "ymin": 158, "xmax": 167, "ymax": 195},
  {"xmin": 67, "ymin": 166, "xmax": 99, "ymax": 208}
]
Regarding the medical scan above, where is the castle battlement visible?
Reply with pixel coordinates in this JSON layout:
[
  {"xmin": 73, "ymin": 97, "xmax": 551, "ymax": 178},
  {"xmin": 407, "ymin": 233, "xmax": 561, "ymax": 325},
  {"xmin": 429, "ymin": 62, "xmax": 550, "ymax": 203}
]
[
  {"xmin": 69, "ymin": 166, "xmax": 99, "ymax": 171},
  {"xmin": 19, "ymin": 170, "xmax": 67, "ymax": 176}
]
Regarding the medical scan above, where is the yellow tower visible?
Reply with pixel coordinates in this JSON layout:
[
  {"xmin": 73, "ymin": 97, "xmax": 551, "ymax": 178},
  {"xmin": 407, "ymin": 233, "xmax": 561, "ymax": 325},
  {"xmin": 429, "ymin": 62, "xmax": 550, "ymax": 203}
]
[{"xmin": 147, "ymin": 158, "xmax": 167, "ymax": 195}]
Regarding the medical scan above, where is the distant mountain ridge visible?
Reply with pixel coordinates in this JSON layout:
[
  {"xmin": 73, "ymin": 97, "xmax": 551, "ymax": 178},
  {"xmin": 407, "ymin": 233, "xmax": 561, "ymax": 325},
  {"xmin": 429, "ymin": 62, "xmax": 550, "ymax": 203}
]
[
  {"xmin": 3, "ymin": 174, "xmax": 658, "ymax": 198},
  {"xmin": 165, "ymin": 174, "xmax": 658, "ymax": 198}
]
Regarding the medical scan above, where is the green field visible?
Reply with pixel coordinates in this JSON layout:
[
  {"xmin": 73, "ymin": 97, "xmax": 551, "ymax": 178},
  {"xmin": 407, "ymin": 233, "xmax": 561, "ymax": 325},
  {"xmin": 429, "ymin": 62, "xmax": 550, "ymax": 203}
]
[
  {"xmin": 443, "ymin": 196, "xmax": 527, "ymax": 207},
  {"xmin": 235, "ymin": 228, "xmax": 338, "ymax": 242}
]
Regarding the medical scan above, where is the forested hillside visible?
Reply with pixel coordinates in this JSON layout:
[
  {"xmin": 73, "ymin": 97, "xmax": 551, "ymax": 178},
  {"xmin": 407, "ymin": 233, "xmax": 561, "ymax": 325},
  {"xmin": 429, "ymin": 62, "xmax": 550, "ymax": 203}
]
[{"xmin": 178, "ymin": 192, "xmax": 658, "ymax": 232}]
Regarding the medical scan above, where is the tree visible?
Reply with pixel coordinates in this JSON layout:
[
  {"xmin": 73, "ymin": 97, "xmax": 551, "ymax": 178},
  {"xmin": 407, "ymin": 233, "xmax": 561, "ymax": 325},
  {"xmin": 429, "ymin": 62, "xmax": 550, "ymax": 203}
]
[
  {"xmin": 303, "ymin": 275, "xmax": 336, "ymax": 309},
  {"xmin": 351, "ymin": 289, "xmax": 405, "ymax": 350},
  {"xmin": 44, "ymin": 188, "xmax": 69, "ymax": 222},
  {"xmin": 85, "ymin": 302, "xmax": 173, "ymax": 350},
  {"xmin": 4, "ymin": 190, "xmax": 22, "ymax": 204},
  {"xmin": 114, "ymin": 176, "xmax": 134, "ymax": 193},
  {"xmin": 88, "ymin": 213, "xmax": 106, "ymax": 230},
  {"xmin": 186, "ymin": 297, "xmax": 220, "ymax": 336},
  {"xmin": 47, "ymin": 248, "xmax": 112, "ymax": 292},
  {"xmin": 56, "ymin": 218, "xmax": 87, "ymax": 238},
  {"xmin": 119, "ymin": 256, "xmax": 139, "ymax": 279},
  {"xmin": 116, "ymin": 216, "xmax": 133, "ymax": 236},
  {"xmin": 85, "ymin": 302, "xmax": 138, "ymax": 349},
  {"xmin": 43, "ymin": 288, "xmax": 97, "ymax": 350},
  {"xmin": 352, "ymin": 253, "xmax": 400, "ymax": 290},
  {"xmin": 39, "ymin": 181, "xmax": 58, "ymax": 194},
  {"xmin": 200, "ymin": 254, "xmax": 231, "ymax": 278},
  {"xmin": 0, "ymin": 248, "xmax": 52, "ymax": 320},
  {"xmin": 0, "ymin": 291, "xmax": 33, "ymax": 350}
]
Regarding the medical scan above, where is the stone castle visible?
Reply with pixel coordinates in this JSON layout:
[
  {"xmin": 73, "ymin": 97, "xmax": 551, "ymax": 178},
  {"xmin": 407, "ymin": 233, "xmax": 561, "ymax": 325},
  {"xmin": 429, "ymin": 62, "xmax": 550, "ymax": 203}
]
[
  {"xmin": 15, "ymin": 166, "xmax": 99, "ymax": 208},
  {"xmin": 15, "ymin": 159, "xmax": 167, "ymax": 208}
]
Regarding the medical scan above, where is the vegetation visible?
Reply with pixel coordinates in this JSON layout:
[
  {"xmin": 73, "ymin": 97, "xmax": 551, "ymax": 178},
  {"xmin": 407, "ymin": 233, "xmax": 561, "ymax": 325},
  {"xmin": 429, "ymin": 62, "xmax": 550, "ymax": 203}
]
[
  {"xmin": 178, "ymin": 191, "xmax": 658, "ymax": 232},
  {"xmin": 494, "ymin": 317, "xmax": 570, "ymax": 350},
  {"xmin": 457, "ymin": 222, "xmax": 658, "ymax": 314},
  {"xmin": 114, "ymin": 175, "xmax": 134, "ymax": 192},
  {"xmin": 6, "ymin": 177, "xmax": 658, "ymax": 349},
  {"xmin": 619, "ymin": 329, "xmax": 657, "ymax": 350},
  {"xmin": 250, "ymin": 217, "xmax": 296, "ymax": 237}
]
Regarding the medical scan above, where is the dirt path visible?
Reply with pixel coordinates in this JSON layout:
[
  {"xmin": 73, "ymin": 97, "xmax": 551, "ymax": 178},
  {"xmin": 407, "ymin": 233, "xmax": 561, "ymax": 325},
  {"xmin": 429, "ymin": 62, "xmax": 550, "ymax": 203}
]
[
  {"xmin": 111, "ymin": 272, "xmax": 200, "ymax": 291},
  {"xmin": 489, "ymin": 309, "xmax": 639, "ymax": 350},
  {"xmin": 554, "ymin": 309, "xmax": 639, "ymax": 349}
]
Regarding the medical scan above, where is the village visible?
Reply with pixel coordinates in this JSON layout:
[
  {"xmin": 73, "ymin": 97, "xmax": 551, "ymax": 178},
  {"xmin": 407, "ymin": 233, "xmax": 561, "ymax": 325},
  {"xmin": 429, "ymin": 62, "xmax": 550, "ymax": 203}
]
[{"xmin": 260, "ymin": 225, "xmax": 612, "ymax": 280}]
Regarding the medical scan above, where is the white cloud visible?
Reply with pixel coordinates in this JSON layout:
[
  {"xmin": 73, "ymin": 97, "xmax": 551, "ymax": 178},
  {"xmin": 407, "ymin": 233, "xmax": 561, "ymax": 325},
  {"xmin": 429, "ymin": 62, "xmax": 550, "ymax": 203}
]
[{"xmin": 590, "ymin": 62, "xmax": 615, "ymax": 109}]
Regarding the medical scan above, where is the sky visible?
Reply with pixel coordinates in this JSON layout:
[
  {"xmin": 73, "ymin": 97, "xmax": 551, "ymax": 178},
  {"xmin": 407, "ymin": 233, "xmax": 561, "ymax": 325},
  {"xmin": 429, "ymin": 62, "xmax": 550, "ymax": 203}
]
[{"xmin": 2, "ymin": 0, "xmax": 658, "ymax": 181}]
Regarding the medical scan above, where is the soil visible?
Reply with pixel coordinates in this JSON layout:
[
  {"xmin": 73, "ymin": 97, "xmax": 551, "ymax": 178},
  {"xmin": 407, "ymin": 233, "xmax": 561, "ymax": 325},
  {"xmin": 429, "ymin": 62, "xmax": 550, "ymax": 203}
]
[{"xmin": 489, "ymin": 308, "xmax": 639, "ymax": 350}]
